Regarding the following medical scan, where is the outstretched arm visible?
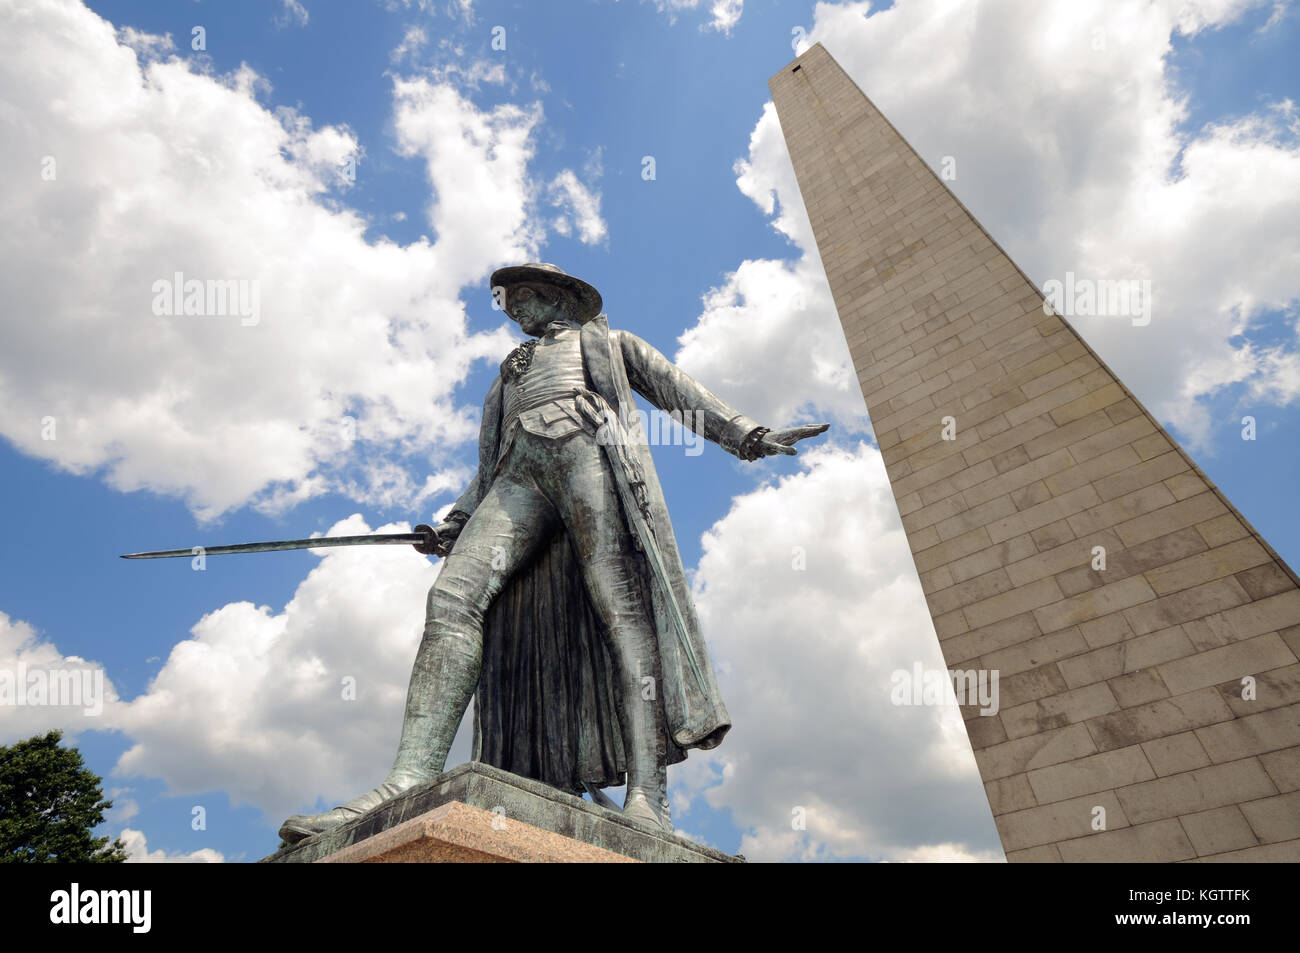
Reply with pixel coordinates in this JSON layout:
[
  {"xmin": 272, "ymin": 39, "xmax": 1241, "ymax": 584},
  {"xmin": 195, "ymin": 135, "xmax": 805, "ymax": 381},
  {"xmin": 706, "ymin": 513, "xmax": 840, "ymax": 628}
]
[{"xmin": 616, "ymin": 329, "xmax": 828, "ymax": 460}]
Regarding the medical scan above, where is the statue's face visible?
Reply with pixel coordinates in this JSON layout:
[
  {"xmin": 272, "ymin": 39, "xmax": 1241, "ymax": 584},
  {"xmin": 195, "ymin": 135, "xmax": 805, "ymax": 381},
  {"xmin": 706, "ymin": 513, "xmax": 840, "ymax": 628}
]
[{"xmin": 506, "ymin": 282, "xmax": 569, "ymax": 336}]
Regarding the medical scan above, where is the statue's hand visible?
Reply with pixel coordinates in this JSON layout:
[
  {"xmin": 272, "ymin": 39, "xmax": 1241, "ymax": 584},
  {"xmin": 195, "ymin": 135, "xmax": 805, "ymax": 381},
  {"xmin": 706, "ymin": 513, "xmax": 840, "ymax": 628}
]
[
  {"xmin": 751, "ymin": 422, "xmax": 831, "ymax": 458},
  {"xmin": 413, "ymin": 520, "xmax": 463, "ymax": 557}
]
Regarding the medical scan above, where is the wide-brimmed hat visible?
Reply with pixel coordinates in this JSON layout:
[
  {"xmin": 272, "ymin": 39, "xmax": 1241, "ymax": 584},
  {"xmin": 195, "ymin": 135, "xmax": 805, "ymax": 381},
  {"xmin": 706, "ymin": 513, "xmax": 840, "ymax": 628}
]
[{"xmin": 491, "ymin": 262, "xmax": 603, "ymax": 322}]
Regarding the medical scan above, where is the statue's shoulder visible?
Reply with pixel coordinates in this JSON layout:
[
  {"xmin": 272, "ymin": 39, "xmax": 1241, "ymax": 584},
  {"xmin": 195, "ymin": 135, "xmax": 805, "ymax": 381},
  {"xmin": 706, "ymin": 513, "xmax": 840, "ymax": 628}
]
[
  {"xmin": 580, "ymin": 313, "xmax": 624, "ymax": 350},
  {"xmin": 603, "ymin": 323, "xmax": 644, "ymax": 350}
]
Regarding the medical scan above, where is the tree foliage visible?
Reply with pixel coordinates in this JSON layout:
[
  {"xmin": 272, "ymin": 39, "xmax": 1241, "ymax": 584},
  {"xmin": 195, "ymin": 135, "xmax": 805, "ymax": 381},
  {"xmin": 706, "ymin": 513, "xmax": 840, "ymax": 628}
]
[{"xmin": 0, "ymin": 730, "xmax": 127, "ymax": 863}]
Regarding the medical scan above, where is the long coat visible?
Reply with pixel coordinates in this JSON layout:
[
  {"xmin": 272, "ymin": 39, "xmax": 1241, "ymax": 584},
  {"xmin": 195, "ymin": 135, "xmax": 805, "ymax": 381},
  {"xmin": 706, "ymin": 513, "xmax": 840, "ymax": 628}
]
[{"xmin": 442, "ymin": 315, "xmax": 762, "ymax": 793}]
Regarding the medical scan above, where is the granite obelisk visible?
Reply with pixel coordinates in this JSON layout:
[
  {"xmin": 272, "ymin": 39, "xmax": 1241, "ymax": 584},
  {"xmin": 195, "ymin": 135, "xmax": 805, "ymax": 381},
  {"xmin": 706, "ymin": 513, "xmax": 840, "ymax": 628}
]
[{"xmin": 770, "ymin": 43, "xmax": 1300, "ymax": 861}]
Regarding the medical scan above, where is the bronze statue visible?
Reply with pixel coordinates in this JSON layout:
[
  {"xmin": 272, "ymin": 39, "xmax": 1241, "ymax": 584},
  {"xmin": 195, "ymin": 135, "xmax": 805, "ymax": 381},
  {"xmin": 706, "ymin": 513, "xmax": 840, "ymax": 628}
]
[{"xmin": 140, "ymin": 262, "xmax": 828, "ymax": 843}]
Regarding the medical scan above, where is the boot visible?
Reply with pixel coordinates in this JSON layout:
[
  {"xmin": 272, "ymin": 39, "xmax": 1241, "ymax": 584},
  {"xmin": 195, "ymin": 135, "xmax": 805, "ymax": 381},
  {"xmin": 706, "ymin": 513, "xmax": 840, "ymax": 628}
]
[
  {"xmin": 622, "ymin": 762, "xmax": 672, "ymax": 835},
  {"xmin": 614, "ymin": 638, "xmax": 673, "ymax": 835},
  {"xmin": 278, "ymin": 631, "xmax": 480, "ymax": 845}
]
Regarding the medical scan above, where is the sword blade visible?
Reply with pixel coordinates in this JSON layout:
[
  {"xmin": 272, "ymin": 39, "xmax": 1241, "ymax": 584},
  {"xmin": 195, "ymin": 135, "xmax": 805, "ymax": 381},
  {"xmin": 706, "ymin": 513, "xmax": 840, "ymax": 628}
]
[{"xmin": 121, "ymin": 533, "xmax": 428, "ymax": 559}]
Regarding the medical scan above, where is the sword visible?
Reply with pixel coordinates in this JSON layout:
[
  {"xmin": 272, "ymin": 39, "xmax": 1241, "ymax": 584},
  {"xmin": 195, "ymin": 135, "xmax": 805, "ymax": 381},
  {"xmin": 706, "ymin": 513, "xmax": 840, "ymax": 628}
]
[
  {"xmin": 121, "ymin": 525, "xmax": 441, "ymax": 559},
  {"xmin": 574, "ymin": 390, "xmax": 710, "ymax": 697}
]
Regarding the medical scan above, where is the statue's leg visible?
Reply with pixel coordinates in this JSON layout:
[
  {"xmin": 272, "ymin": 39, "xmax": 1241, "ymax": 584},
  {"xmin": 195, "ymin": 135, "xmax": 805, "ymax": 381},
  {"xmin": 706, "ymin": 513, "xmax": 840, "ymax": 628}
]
[
  {"xmin": 278, "ymin": 470, "xmax": 557, "ymax": 844},
  {"xmin": 541, "ymin": 433, "xmax": 673, "ymax": 834},
  {"xmin": 387, "ymin": 474, "xmax": 557, "ymax": 786}
]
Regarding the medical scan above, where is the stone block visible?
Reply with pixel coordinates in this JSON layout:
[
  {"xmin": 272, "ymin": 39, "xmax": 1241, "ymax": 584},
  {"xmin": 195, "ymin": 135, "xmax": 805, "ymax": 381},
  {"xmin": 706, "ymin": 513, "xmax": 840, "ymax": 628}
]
[
  {"xmin": 1239, "ymin": 791, "xmax": 1300, "ymax": 844},
  {"xmin": 1025, "ymin": 744, "xmax": 1154, "ymax": 805},
  {"xmin": 1055, "ymin": 819, "xmax": 1195, "ymax": 863},
  {"xmin": 1176, "ymin": 806, "xmax": 1259, "ymax": 857},
  {"xmin": 1114, "ymin": 758, "xmax": 1277, "ymax": 824}
]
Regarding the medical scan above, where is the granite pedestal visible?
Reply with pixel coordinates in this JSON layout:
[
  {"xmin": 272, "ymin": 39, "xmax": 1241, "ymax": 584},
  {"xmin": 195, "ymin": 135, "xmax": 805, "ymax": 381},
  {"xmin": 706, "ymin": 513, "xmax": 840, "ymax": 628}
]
[{"xmin": 260, "ymin": 762, "xmax": 742, "ymax": 864}]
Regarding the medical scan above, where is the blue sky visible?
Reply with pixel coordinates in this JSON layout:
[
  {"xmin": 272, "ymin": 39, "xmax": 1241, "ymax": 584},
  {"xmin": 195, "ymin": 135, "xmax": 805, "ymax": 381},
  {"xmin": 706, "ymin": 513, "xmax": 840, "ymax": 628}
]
[{"xmin": 1, "ymin": 0, "xmax": 1297, "ymax": 863}]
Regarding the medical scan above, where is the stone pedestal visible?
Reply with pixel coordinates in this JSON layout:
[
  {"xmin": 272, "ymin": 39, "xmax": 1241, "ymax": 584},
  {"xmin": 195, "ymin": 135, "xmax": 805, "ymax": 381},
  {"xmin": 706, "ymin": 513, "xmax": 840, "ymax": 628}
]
[{"xmin": 260, "ymin": 762, "xmax": 742, "ymax": 864}]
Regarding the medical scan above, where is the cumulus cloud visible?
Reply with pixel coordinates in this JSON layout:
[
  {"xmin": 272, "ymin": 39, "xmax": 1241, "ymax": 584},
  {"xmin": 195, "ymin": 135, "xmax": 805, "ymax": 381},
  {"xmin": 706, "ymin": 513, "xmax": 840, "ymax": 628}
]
[
  {"xmin": 120, "ymin": 828, "xmax": 224, "ymax": 863},
  {"xmin": 391, "ymin": 71, "xmax": 543, "ymax": 288},
  {"xmin": 676, "ymin": 256, "xmax": 867, "ymax": 434},
  {"xmin": 763, "ymin": 0, "xmax": 1300, "ymax": 447},
  {"xmin": 675, "ymin": 442, "xmax": 1001, "ymax": 862},
  {"xmin": 0, "ymin": 2, "xmax": 565, "ymax": 521}
]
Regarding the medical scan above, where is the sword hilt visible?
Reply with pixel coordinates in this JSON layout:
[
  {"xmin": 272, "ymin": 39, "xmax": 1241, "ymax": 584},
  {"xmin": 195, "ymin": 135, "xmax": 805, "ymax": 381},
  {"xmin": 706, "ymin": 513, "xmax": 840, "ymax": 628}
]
[{"xmin": 412, "ymin": 524, "xmax": 445, "ymax": 557}]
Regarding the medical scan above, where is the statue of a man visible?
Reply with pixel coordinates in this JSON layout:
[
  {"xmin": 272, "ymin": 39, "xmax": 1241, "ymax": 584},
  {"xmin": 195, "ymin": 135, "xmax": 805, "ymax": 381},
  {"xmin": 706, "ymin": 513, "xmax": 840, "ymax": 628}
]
[{"xmin": 280, "ymin": 263, "xmax": 827, "ymax": 842}]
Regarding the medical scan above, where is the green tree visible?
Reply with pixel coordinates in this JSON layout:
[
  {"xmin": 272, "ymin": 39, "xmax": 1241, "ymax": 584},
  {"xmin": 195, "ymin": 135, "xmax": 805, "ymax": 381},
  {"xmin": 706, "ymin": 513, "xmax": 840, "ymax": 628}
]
[{"xmin": 0, "ymin": 729, "xmax": 127, "ymax": 862}]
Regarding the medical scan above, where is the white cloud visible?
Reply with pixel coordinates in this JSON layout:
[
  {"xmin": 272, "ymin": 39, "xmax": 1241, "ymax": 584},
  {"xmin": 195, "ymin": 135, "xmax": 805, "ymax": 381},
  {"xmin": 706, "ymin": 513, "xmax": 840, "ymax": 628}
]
[
  {"xmin": 104, "ymin": 791, "xmax": 140, "ymax": 825},
  {"xmin": 890, "ymin": 842, "xmax": 1006, "ymax": 863},
  {"xmin": 0, "ymin": 2, "xmax": 560, "ymax": 521},
  {"xmin": 708, "ymin": 0, "xmax": 744, "ymax": 34},
  {"xmin": 677, "ymin": 255, "xmax": 868, "ymax": 433},
  {"xmin": 391, "ymin": 71, "xmax": 544, "ymax": 289},
  {"xmin": 676, "ymin": 442, "xmax": 1002, "ymax": 862},
  {"xmin": 120, "ymin": 828, "xmax": 224, "ymax": 863},
  {"xmin": 548, "ymin": 169, "xmax": 608, "ymax": 245},
  {"xmin": 645, "ymin": 0, "xmax": 744, "ymax": 33},
  {"xmin": 340, "ymin": 459, "xmax": 472, "ymax": 510},
  {"xmin": 417, "ymin": 57, "xmax": 508, "ymax": 89},
  {"xmin": 381, "ymin": 1, "xmax": 472, "ymax": 28},
  {"xmin": 390, "ymin": 25, "xmax": 428, "ymax": 63},
  {"xmin": 1258, "ymin": 1, "xmax": 1288, "ymax": 31},
  {"xmin": 275, "ymin": 0, "xmax": 309, "ymax": 29},
  {"xmin": 380, "ymin": 0, "xmax": 441, "ymax": 12},
  {"xmin": 115, "ymin": 26, "xmax": 174, "ymax": 60}
]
